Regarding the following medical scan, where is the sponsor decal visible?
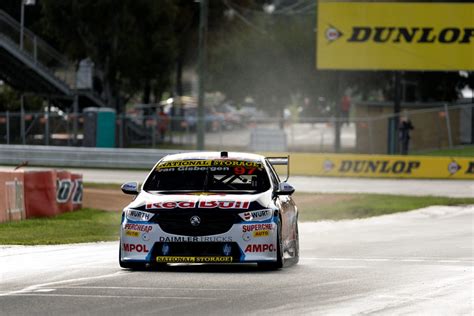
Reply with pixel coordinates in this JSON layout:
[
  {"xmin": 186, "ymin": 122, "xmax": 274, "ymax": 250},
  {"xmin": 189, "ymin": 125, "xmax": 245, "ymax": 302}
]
[
  {"xmin": 253, "ymin": 230, "xmax": 270, "ymax": 237},
  {"xmin": 242, "ymin": 230, "xmax": 270, "ymax": 241},
  {"xmin": 124, "ymin": 223, "xmax": 153, "ymax": 233},
  {"xmin": 223, "ymin": 243, "xmax": 232, "ymax": 256},
  {"xmin": 244, "ymin": 244, "xmax": 276, "ymax": 253},
  {"xmin": 146, "ymin": 200, "xmax": 250, "ymax": 210},
  {"xmin": 126, "ymin": 210, "xmax": 154, "ymax": 221},
  {"xmin": 242, "ymin": 223, "xmax": 273, "ymax": 233},
  {"xmin": 317, "ymin": 3, "xmax": 474, "ymax": 71},
  {"xmin": 71, "ymin": 179, "xmax": 83, "ymax": 204},
  {"xmin": 448, "ymin": 161, "xmax": 462, "ymax": 175},
  {"xmin": 125, "ymin": 230, "xmax": 140, "ymax": 237},
  {"xmin": 242, "ymin": 233, "xmax": 251, "ymax": 241},
  {"xmin": 338, "ymin": 160, "xmax": 420, "ymax": 174},
  {"xmin": 346, "ymin": 27, "xmax": 474, "ymax": 44},
  {"xmin": 156, "ymin": 256, "xmax": 233, "ymax": 263},
  {"xmin": 122, "ymin": 243, "xmax": 149, "ymax": 253},
  {"xmin": 156, "ymin": 160, "xmax": 263, "ymax": 170},
  {"xmin": 162, "ymin": 243, "xmax": 170, "ymax": 255},
  {"xmin": 146, "ymin": 201, "xmax": 196, "ymax": 209},
  {"xmin": 56, "ymin": 179, "xmax": 73, "ymax": 203},
  {"xmin": 325, "ymin": 25, "xmax": 343, "ymax": 42},
  {"xmin": 323, "ymin": 160, "xmax": 335, "ymax": 172},
  {"xmin": 159, "ymin": 236, "xmax": 233, "ymax": 242},
  {"xmin": 465, "ymin": 162, "xmax": 474, "ymax": 174},
  {"xmin": 239, "ymin": 209, "xmax": 273, "ymax": 222},
  {"xmin": 158, "ymin": 166, "xmax": 230, "ymax": 173}
]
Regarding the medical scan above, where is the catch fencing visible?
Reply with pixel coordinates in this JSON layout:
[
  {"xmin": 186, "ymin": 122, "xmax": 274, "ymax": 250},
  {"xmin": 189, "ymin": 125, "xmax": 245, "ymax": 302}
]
[{"xmin": 0, "ymin": 103, "xmax": 472, "ymax": 154}]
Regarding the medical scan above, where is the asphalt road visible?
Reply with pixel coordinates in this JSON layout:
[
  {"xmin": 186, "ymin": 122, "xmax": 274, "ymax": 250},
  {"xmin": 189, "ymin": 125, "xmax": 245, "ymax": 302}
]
[
  {"xmin": 1, "ymin": 166, "xmax": 473, "ymax": 197},
  {"xmin": 1, "ymin": 205, "xmax": 473, "ymax": 315}
]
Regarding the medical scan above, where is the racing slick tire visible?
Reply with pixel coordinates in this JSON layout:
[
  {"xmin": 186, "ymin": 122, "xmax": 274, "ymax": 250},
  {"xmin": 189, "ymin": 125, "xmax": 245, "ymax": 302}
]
[
  {"xmin": 119, "ymin": 248, "xmax": 146, "ymax": 270},
  {"xmin": 258, "ymin": 221, "xmax": 284, "ymax": 270}
]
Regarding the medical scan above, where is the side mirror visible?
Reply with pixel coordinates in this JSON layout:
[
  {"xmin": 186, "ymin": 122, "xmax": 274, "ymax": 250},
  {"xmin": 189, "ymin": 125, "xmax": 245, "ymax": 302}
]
[
  {"xmin": 121, "ymin": 181, "xmax": 140, "ymax": 195},
  {"xmin": 275, "ymin": 182, "xmax": 295, "ymax": 196}
]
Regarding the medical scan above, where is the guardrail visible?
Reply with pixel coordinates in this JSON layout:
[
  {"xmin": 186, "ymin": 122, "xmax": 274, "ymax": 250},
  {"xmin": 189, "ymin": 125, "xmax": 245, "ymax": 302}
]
[{"xmin": 0, "ymin": 145, "xmax": 186, "ymax": 169}]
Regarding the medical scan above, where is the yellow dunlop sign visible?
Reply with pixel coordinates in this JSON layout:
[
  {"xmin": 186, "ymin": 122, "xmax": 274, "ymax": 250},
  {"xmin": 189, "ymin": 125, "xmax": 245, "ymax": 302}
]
[
  {"xmin": 156, "ymin": 256, "xmax": 233, "ymax": 263},
  {"xmin": 316, "ymin": 2, "xmax": 474, "ymax": 70},
  {"xmin": 296, "ymin": 154, "xmax": 474, "ymax": 179}
]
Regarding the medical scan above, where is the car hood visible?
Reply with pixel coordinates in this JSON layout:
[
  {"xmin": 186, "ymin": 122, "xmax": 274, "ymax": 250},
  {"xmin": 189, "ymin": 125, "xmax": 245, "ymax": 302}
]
[{"xmin": 126, "ymin": 190, "xmax": 273, "ymax": 212}]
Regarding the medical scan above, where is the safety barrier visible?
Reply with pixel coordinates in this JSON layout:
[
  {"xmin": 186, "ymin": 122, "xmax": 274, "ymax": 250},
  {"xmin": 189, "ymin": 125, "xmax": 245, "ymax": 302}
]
[
  {"xmin": 0, "ymin": 169, "xmax": 83, "ymax": 222},
  {"xmin": 0, "ymin": 144, "xmax": 181, "ymax": 169},
  {"xmin": 0, "ymin": 171, "xmax": 25, "ymax": 223}
]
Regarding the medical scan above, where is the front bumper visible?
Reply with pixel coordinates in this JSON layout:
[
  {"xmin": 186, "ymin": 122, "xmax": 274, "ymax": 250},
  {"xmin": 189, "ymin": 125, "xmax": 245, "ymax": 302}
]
[{"xmin": 120, "ymin": 218, "xmax": 278, "ymax": 264}]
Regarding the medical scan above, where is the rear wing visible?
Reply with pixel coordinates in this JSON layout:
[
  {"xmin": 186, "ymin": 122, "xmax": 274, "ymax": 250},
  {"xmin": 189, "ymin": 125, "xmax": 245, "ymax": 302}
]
[{"xmin": 267, "ymin": 156, "xmax": 290, "ymax": 182}]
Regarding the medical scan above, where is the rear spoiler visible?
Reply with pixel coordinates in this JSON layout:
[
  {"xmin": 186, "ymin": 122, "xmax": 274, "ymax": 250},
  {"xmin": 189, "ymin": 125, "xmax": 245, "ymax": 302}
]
[{"xmin": 267, "ymin": 156, "xmax": 290, "ymax": 182}]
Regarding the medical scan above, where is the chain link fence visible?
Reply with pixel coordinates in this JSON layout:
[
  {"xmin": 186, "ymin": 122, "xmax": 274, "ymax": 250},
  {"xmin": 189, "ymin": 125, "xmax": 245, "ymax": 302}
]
[{"xmin": 0, "ymin": 103, "xmax": 473, "ymax": 154}]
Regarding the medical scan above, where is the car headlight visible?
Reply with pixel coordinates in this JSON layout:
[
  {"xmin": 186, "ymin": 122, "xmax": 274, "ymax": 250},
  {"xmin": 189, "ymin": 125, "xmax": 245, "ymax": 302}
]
[
  {"xmin": 238, "ymin": 209, "xmax": 273, "ymax": 222},
  {"xmin": 125, "ymin": 209, "xmax": 154, "ymax": 222}
]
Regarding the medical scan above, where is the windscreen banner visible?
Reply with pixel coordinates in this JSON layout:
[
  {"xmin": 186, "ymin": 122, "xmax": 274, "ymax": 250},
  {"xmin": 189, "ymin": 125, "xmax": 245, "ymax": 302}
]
[
  {"xmin": 316, "ymin": 2, "xmax": 474, "ymax": 70},
  {"xmin": 287, "ymin": 153, "xmax": 474, "ymax": 179}
]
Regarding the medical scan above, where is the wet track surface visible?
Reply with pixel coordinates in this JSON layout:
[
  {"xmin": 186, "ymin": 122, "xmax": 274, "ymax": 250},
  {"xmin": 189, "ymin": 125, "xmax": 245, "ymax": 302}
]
[{"xmin": 1, "ymin": 205, "xmax": 473, "ymax": 315}]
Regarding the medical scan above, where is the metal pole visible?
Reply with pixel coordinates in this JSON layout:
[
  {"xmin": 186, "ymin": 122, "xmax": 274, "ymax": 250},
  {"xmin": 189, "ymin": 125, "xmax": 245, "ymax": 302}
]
[
  {"xmin": 20, "ymin": 95, "xmax": 25, "ymax": 144},
  {"xmin": 393, "ymin": 71, "xmax": 402, "ymax": 154},
  {"xmin": 6, "ymin": 111, "xmax": 10, "ymax": 144},
  {"xmin": 33, "ymin": 36, "xmax": 37, "ymax": 62},
  {"xmin": 20, "ymin": 1, "xmax": 24, "ymax": 49},
  {"xmin": 73, "ymin": 94, "xmax": 78, "ymax": 145},
  {"xmin": 45, "ymin": 99, "xmax": 50, "ymax": 146},
  {"xmin": 444, "ymin": 103, "xmax": 453, "ymax": 148},
  {"xmin": 196, "ymin": 0, "xmax": 208, "ymax": 150}
]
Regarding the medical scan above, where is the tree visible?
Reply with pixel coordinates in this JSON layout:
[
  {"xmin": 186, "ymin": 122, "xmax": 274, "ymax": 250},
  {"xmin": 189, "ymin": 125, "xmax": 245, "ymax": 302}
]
[{"xmin": 40, "ymin": 0, "xmax": 178, "ymax": 111}]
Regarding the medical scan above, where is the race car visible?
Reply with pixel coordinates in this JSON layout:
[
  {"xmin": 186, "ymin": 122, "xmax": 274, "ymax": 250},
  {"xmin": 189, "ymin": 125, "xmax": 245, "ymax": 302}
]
[{"xmin": 119, "ymin": 151, "xmax": 299, "ymax": 270}]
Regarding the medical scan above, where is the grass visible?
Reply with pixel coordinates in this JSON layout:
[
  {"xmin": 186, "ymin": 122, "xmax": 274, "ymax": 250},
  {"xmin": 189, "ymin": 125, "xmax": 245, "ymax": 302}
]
[
  {"xmin": 414, "ymin": 146, "xmax": 474, "ymax": 157},
  {"xmin": 0, "ymin": 208, "xmax": 121, "ymax": 245},
  {"xmin": 85, "ymin": 182, "xmax": 122, "ymax": 190},
  {"xmin": 294, "ymin": 193, "xmax": 474, "ymax": 221},
  {"xmin": 1, "ymin": 193, "xmax": 473, "ymax": 245}
]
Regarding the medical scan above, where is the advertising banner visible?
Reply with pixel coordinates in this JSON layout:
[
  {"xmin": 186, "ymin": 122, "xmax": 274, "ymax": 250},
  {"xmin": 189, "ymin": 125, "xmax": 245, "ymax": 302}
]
[
  {"xmin": 317, "ymin": 2, "xmax": 474, "ymax": 70},
  {"xmin": 288, "ymin": 153, "xmax": 474, "ymax": 179}
]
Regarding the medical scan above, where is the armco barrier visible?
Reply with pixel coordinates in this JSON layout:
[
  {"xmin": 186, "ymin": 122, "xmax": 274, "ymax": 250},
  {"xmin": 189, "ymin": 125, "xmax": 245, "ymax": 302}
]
[
  {"xmin": 0, "ymin": 171, "xmax": 25, "ymax": 223},
  {"xmin": 0, "ymin": 145, "xmax": 182, "ymax": 169},
  {"xmin": 71, "ymin": 173, "xmax": 83, "ymax": 210},
  {"xmin": 56, "ymin": 170, "xmax": 73, "ymax": 213},
  {"xmin": 24, "ymin": 170, "xmax": 59, "ymax": 218}
]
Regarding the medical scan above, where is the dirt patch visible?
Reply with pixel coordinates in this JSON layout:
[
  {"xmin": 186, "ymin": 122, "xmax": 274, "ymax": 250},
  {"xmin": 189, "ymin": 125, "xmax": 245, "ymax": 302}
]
[
  {"xmin": 83, "ymin": 188, "xmax": 354, "ymax": 212},
  {"xmin": 83, "ymin": 188, "xmax": 133, "ymax": 211}
]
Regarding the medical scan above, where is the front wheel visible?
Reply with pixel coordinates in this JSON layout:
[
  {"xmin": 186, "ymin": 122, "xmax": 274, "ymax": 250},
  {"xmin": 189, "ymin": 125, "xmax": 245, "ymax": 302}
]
[{"xmin": 258, "ymin": 222, "xmax": 284, "ymax": 270}]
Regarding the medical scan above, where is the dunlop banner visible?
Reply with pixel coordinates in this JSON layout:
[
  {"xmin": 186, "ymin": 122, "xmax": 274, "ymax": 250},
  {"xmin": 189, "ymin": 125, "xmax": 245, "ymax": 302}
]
[
  {"xmin": 316, "ymin": 2, "xmax": 474, "ymax": 70},
  {"xmin": 279, "ymin": 153, "xmax": 474, "ymax": 179}
]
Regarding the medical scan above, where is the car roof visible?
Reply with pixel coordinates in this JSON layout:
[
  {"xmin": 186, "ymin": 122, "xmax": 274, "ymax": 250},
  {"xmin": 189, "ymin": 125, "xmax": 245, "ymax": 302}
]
[{"xmin": 160, "ymin": 151, "xmax": 265, "ymax": 162}]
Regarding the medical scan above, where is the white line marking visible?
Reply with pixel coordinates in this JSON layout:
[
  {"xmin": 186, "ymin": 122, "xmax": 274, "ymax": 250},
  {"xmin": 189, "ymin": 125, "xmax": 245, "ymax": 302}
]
[
  {"xmin": 10, "ymin": 293, "xmax": 216, "ymax": 300},
  {"xmin": 60, "ymin": 286, "xmax": 241, "ymax": 291},
  {"xmin": 301, "ymin": 257, "xmax": 469, "ymax": 263},
  {"xmin": 0, "ymin": 271, "xmax": 125, "ymax": 297}
]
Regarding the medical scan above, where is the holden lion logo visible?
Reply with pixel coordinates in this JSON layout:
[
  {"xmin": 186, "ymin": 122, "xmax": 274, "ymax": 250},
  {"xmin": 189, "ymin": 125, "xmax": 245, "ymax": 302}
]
[
  {"xmin": 325, "ymin": 25, "xmax": 343, "ymax": 42},
  {"xmin": 190, "ymin": 215, "xmax": 201, "ymax": 226}
]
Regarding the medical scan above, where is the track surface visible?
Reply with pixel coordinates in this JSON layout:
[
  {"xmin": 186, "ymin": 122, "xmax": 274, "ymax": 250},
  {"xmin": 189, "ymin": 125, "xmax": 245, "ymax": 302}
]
[
  {"xmin": 1, "ymin": 205, "xmax": 473, "ymax": 315},
  {"xmin": 1, "ymin": 166, "xmax": 473, "ymax": 197}
]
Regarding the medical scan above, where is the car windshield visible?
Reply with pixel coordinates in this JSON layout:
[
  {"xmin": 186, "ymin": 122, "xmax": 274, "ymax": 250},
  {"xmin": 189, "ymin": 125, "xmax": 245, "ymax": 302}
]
[{"xmin": 143, "ymin": 159, "xmax": 271, "ymax": 194}]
